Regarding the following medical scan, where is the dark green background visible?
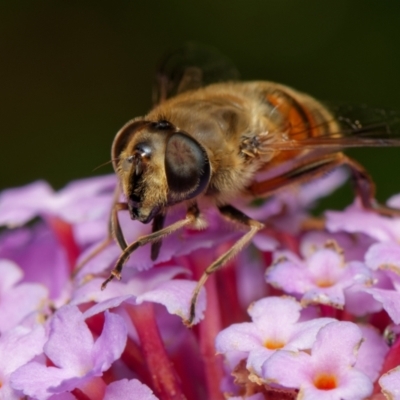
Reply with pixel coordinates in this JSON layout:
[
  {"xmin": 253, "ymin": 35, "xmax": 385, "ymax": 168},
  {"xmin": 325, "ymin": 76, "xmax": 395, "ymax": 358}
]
[{"xmin": 2, "ymin": 1, "xmax": 400, "ymax": 209}]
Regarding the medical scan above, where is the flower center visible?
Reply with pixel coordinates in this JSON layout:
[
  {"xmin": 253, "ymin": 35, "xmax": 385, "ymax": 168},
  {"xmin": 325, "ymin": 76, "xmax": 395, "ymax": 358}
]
[
  {"xmin": 315, "ymin": 278, "xmax": 335, "ymax": 288},
  {"xmin": 264, "ymin": 339, "xmax": 285, "ymax": 350},
  {"xmin": 314, "ymin": 373, "xmax": 338, "ymax": 390}
]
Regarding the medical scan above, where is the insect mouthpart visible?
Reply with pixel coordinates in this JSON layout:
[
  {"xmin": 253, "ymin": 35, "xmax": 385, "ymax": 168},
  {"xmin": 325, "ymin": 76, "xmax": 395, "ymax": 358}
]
[
  {"xmin": 127, "ymin": 197, "xmax": 141, "ymax": 220},
  {"xmin": 127, "ymin": 197, "xmax": 161, "ymax": 224}
]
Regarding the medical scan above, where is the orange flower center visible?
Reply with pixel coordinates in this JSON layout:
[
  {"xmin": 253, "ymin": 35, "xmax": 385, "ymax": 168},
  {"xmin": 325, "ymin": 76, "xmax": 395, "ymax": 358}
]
[
  {"xmin": 264, "ymin": 339, "xmax": 285, "ymax": 350},
  {"xmin": 314, "ymin": 373, "xmax": 338, "ymax": 390},
  {"xmin": 315, "ymin": 279, "xmax": 335, "ymax": 288}
]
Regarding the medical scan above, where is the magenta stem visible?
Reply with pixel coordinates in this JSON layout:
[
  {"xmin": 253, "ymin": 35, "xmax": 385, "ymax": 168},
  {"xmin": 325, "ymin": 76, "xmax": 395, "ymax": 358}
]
[{"xmin": 127, "ymin": 302, "xmax": 187, "ymax": 400}]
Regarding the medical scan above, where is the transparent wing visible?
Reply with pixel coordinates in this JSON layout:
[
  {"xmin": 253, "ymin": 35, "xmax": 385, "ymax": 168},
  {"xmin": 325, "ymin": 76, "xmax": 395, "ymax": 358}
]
[
  {"xmin": 268, "ymin": 104, "xmax": 400, "ymax": 150},
  {"xmin": 152, "ymin": 42, "xmax": 240, "ymax": 106}
]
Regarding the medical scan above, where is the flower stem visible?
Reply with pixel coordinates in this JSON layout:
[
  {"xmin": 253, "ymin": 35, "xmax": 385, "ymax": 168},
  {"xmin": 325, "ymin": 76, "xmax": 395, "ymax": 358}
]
[
  {"xmin": 199, "ymin": 276, "xmax": 225, "ymax": 400},
  {"xmin": 192, "ymin": 250, "xmax": 225, "ymax": 400},
  {"xmin": 72, "ymin": 377, "xmax": 106, "ymax": 400},
  {"xmin": 127, "ymin": 302, "xmax": 187, "ymax": 400},
  {"xmin": 47, "ymin": 216, "xmax": 80, "ymax": 271},
  {"xmin": 121, "ymin": 336, "xmax": 153, "ymax": 388}
]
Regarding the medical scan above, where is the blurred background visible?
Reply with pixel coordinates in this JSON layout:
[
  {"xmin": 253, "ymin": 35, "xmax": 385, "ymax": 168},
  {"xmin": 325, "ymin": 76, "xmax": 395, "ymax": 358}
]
[{"xmin": 1, "ymin": 0, "xmax": 400, "ymax": 209}]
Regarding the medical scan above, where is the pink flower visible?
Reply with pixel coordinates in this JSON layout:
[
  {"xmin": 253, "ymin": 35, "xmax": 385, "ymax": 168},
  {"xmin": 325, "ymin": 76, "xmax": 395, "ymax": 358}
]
[
  {"xmin": 326, "ymin": 199, "xmax": 400, "ymax": 243},
  {"xmin": 0, "ymin": 325, "xmax": 46, "ymax": 399},
  {"xmin": 10, "ymin": 305, "xmax": 127, "ymax": 400},
  {"xmin": 0, "ymin": 259, "xmax": 48, "ymax": 333},
  {"xmin": 326, "ymin": 199, "xmax": 400, "ymax": 322},
  {"xmin": 216, "ymin": 296, "xmax": 334, "ymax": 377},
  {"xmin": 361, "ymin": 241, "xmax": 400, "ymax": 324},
  {"xmin": 266, "ymin": 242, "xmax": 373, "ymax": 309},
  {"xmin": 262, "ymin": 321, "xmax": 373, "ymax": 399},
  {"xmin": 0, "ymin": 176, "xmax": 115, "ymax": 239},
  {"xmin": 355, "ymin": 324, "xmax": 389, "ymax": 382},
  {"xmin": 103, "ymin": 379, "xmax": 159, "ymax": 400},
  {"xmin": 0, "ymin": 174, "xmax": 400, "ymax": 400},
  {"xmin": 0, "ymin": 223, "xmax": 71, "ymax": 302},
  {"xmin": 379, "ymin": 366, "xmax": 400, "ymax": 399}
]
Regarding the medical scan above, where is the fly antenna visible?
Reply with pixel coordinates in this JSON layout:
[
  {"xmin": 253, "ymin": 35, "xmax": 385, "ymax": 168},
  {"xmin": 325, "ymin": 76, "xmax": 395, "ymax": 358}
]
[{"xmin": 92, "ymin": 158, "xmax": 119, "ymax": 172}]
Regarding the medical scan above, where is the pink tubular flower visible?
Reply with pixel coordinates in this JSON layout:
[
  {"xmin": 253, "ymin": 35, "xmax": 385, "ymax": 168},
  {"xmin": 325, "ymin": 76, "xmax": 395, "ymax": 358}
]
[
  {"xmin": 326, "ymin": 199, "xmax": 400, "ymax": 243},
  {"xmin": 326, "ymin": 199, "xmax": 400, "ymax": 321},
  {"xmin": 10, "ymin": 305, "xmax": 127, "ymax": 400},
  {"xmin": 266, "ymin": 242, "xmax": 373, "ymax": 309},
  {"xmin": 215, "ymin": 296, "xmax": 334, "ymax": 377},
  {"xmin": 0, "ymin": 259, "xmax": 48, "ymax": 333},
  {"xmin": 0, "ymin": 325, "xmax": 46, "ymax": 400},
  {"xmin": 262, "ymin": 321, "xmax": 373, "ymax": 399},
  {"xmin": 1, "ymin": 173, "xmax": 400, "ymax": 400},
  {"xmin": 0, "ymin": 176, "xmax": 115, "ymax": 233},
  {"xmin": 354, "ymin": 324, "xmax": 389, "ymax": 382},
  {"xmin": 379, "ymin": 366, "xmax": 400, "ymax": 399},
  {"xmin": 103, "ymin": 378, "xmax": 159, "ymax": 400},
  {"xmin": 0, "ymin": 223, "xmax": 71, "ymax": 302}
]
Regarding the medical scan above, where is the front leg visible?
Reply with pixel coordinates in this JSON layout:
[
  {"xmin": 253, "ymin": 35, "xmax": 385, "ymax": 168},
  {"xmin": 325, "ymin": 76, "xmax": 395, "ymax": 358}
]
[
  {"xmin": 185, "ymin": 205, "xmax": 264, "ymax": 326},
  {"xmin": 72, "ymin": 187, "xmax": 128, "ymax": 277},
  {"xmin": 101, "ymin": 204, "xmax": 201, "ymax": 289}
]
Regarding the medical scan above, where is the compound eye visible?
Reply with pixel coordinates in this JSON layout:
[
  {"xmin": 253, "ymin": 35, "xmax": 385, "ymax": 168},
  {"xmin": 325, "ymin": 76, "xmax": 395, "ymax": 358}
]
[{"xmin": 165, "ymin": 133, "xmax": 210, "ymax": 203}]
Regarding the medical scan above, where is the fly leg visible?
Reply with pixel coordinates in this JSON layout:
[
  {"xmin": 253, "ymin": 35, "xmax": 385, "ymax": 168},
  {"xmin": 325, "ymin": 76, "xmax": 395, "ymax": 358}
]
[
  {"xmin": 101, "ymin": 204, "xmax": 201, "ymax": 289},
  {"xmin": 74, "ymin": 187, "xmax": 168, "ymax": 279},
  {"xmin": 248, "ymin": 152, "xmax": 400, "ymax": 216},
  {"xmin": 185, "ymin": 205, "xmax": 264, "ymax": 326},
  {"xmin": 248, "ymin": 153, "xmax": 347, "ymax": 197},
  {"xmin": 343, "ymin": 155, "xmax": 400, "ymax": 216},
  {"xmin": 185, "ymin": 153, "xmax": 400, "ymax": 326},
  {"xmin": 111, "ymin": 202, "xmax": 129, "ymax": 249},
  {"xmin": 105, "ymin": 200, "xmax": 167, "ymax": 259},
  {"xmin": 72, "ymin": 186, "xmax": 128, "ymax": 278}
]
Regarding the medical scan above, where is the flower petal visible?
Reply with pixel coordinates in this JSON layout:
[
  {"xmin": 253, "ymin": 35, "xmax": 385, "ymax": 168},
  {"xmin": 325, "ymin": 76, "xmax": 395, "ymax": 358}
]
[
  {"xmin": 355, "ymin": 325, "xmax": 389, "ymax": 382},
  {"xmin": 104, "ymin": 379, "xmax": 159, "ymax": 400},
  {"xmin": 379, "ymin": 366, "xmax": 400, "ymax": 399},
  {"xmin": 326, "ymin": 202, "xmax": 400, "ymax": 242},
  {"xmin": 136, "ymin": 279, "xmax": 206, "ymax": 324},
  {"xmin": 365, "ymin": 287, "xmax": 400, "ymax": 324},
  {"xmin": 45, "ymin": 305, "xmax": 94, "ymax": 370},
  {"xmin": 366, "ymin": 242, "xmax": 400, "ymax": 274},
  {"xmin": 0, "ymin": 181, "xmax": 54, "ymax": 227},
  {"xmin": 91, "ymin": 311, "xmax": 127, "ymax": 372}
]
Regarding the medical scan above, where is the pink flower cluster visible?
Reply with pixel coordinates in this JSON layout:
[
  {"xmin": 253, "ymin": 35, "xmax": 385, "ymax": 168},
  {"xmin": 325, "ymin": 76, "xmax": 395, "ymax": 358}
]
[{"xmin": 0, "ymin": 170, "xmax": 399, "ymax": 400}]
